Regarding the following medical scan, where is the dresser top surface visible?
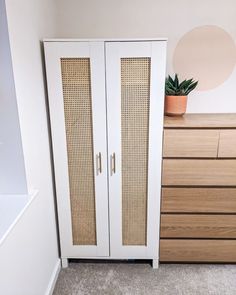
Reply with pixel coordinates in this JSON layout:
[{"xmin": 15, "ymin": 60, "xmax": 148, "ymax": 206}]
[{"xmin": 164, "ymin": 114, "xmax": 236, "ymax": 128}]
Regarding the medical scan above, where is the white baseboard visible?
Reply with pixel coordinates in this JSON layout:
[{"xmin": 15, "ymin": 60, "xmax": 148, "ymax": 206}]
[{"xmin": 45, "ymin": 259, "xmax": 61, "ymax": 295}]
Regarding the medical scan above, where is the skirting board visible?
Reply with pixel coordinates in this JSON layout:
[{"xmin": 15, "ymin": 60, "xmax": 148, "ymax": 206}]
[{"xmin": 45, "ymin": 259, "xmax": 61, "ymax": 295}]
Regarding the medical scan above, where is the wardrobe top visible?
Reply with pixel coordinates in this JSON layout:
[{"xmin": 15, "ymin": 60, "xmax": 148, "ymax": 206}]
[
  {"xmin": 43, "ymin": 38, "xmax": 168, "ymax": 42},
  {"xmin": 164, "ymin": 114, "xmax": 236, "ymax": 129}
]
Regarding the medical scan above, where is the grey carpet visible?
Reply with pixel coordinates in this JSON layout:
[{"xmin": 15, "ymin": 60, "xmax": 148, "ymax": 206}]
[{"xmin": 53, "ymin": 261, "xmax": 236, "ymax": 295}]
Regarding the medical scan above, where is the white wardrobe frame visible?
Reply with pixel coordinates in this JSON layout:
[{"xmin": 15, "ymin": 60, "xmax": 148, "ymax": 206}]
[
  {"xmin": 106, "ymin": 41, "xmax": 166, "ymax": 260},
  {"xmin": 44, "ymin": 39, "xmax": 167, "ymax": 268},
  {"xmin": 44, "ymin": 42, "xmax": 110, "ymax": 260}
]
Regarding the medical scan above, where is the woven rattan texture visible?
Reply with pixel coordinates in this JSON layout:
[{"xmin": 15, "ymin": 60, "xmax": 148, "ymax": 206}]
[
  {"xmin": 121, "ymin": 58, "xmax": 151, "ymax": 246},
  {"xmin": 61, "ymin": 58, "xmax": 96, "ymax": 245}
]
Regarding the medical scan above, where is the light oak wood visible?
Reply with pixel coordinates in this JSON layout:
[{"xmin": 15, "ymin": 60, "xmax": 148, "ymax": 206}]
[
  {"xmin": 160, "ymin": 239, "xmax": 236, "ymax": 262},
  {"xmin": 163, "ymin": 129, "xmax": 219, "ymax": 158},
  {"xmin": 161, "ymin": 114, "xmax": 236, "ymax": 263},
  {"xmin": 161, "ymin": 188, "xmax": 236, "ymax": 213},
  {"xmin": 164, "ymin": 114, "xmax": 236, "ymax": 129},
  {"xmin": 218, "ymin": 130, "xmax": 236, "ymax": 158},
  {"xmin": 162, "ymin": 159, "xmax": 236, "ymax": 186},
  {"xmin": 161, "ymin": 214, "xmax": 236, "ymax": 238}
]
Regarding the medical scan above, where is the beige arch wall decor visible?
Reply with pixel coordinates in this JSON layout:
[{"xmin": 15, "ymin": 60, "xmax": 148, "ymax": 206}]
[{"xmin": 173, "ymin": 25, "xmax": 236, "ymax": 91}]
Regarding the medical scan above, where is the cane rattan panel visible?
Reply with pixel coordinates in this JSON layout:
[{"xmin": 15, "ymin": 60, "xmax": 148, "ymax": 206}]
[
  {"xmin": 61, "ymin": 58, "xmax": 96, "ymax": 245},
  {"xmin": 121, "ymin": 58, "xmax": 151, "ymax": 246}
]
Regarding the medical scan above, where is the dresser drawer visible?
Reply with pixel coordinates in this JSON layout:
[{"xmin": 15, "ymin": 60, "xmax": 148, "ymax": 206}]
[
  {"xmin": 162, "ymin": 159, "xmax": 236, "ymax": 186},
  {"xmin": 161, "ymin": 214, "xmax": 236, "ymax": 238},
  {"xmin": 160, "ymin": 239, "xmax": 236, "ymax": 262},
  {"xmin": 161, "ymin": 188, "xmax": 236, "ymax": 213},
  {"xmin": 218, "ymin": 130, "xmax": 236, "ymax": 158},
  {"xmin": 163, "ymin": 129, "xmax": 219, "ymax": 158}
]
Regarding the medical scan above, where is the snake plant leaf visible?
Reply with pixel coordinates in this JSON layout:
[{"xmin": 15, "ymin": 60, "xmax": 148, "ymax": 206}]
[
  {"xmin": 168, "ymin": 75, "xmax": 175, "ymax": 85},
  {"xmin": 180, "ymin": 79, "xmax": 193, "ymax": 91},
  {"xmin": 174, "ymin": 74, "xmax": 179, "ymax": 88},
  {"xmin": 184, "ymin": 80, "xmax": 197, "ymax": 91},
  {"xmin": 165, "ymin": 87, "xmax": 176, "ymax": 95},
  {"xmin": 178, "ymin": 79, "xmax": 187, "ymax": 89},
  {"xmin": 165, "ymin": 74, "xmax": 198, "ymax": 96},
  {"xmin": 185, "ymin": 81, "xmax": 198, "ymax": 95},
  {"xmin": 166, "ymin": 81, "xmax": 177, "ymax": 91}
]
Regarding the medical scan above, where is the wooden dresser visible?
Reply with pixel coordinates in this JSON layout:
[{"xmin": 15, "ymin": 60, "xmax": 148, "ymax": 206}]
[{"xmin": 160, "ymin": 114, "xmax": 236, "ymax": 262}]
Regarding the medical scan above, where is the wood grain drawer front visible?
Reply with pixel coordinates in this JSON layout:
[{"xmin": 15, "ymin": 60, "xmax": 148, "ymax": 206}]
[
  {"xmin": 161, "ymin": 188, "xmax": 236, "ymax": 213},
  {"xmin": 218, "ymin": 130, "xmax": 236, "ymax": 158},
  {"xmin": 162, "ymin": 159, "xmax": 236, "ymax": 186},
  {"xmin": 163, "ymin": 130, "xmax": 219, "ymax": 158},
  {"xmin": 160, "ymin": 239, "xmax": 236, "ymax": 262},
  {"xmin": 161, "ymin": 214, "xmax": 236, "ymax": 238}
]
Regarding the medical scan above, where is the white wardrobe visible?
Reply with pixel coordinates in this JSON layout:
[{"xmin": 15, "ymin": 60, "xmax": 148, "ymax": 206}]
[{"xmin": 44, "ymin": 39, "xmax": 167, "ymax": 268}]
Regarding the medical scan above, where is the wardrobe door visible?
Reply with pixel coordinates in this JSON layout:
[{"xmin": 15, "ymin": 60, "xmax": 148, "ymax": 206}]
[
  {"xmin": 44, "ymin": 42, "xmax": 109, "ymax": 258},
  {"xmin": 106, "ymin": 41, "xmax": 166, "ymax": 259}
]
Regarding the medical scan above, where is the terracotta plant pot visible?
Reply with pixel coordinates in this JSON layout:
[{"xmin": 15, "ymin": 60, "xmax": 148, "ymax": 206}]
[{"xmin": 164, "ymin": 95, "xmax": 187, "ymax": 116}]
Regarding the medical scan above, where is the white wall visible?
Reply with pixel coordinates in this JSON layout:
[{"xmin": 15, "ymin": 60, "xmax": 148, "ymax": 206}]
[
  {"xmin": 0, "ymin": 1, "xmax": 235, "ymax": 293},
  {"xmin": 0, "ymin": 0, "xmax": 27, "ymax": 194},
  {"xmin": 55, "ymin": 0, "xmax": 236, "ymax": 113},
  {"xmin": 0, "ymin": 191, "xmax": 60, "ymax": 295},
  {"xmin": 0, "ymin": 0, "xmax": 60, "ymax": 294}
]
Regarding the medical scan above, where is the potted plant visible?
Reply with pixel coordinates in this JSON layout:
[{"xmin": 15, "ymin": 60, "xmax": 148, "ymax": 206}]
[{"xmin": 165, "ymin": 74, "xmax": 198, "ymax": 116}]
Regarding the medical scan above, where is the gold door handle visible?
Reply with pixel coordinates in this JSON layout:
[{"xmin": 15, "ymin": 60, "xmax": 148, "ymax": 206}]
[
  {"xmin": 96, "ymin": 152, "xmax": 102, "ymax": 175},
  {"xmin": 110, "ymin": 152, "xmax": 116, "ymax": 176}
]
